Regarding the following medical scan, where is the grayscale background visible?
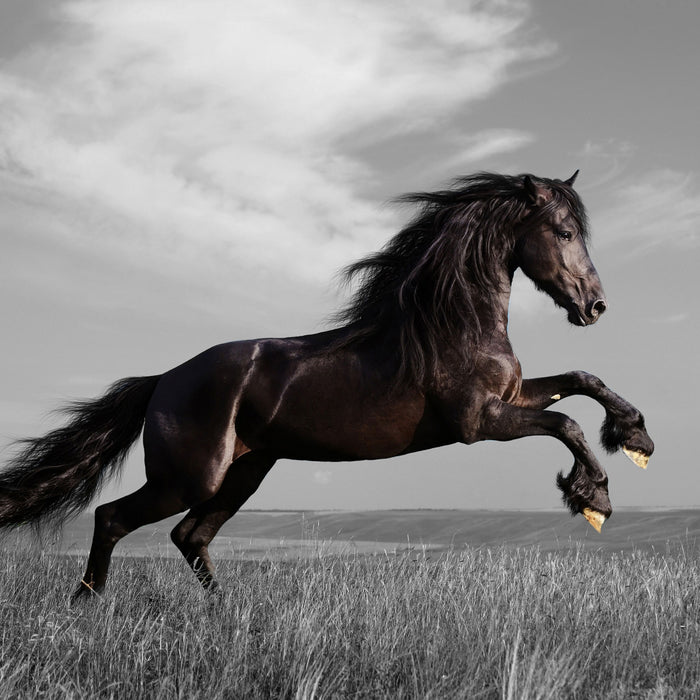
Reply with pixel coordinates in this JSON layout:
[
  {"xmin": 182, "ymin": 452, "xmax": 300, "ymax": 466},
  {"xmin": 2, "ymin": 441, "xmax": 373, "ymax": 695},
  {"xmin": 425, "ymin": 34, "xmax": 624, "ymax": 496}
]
[{"xmin": 0, "ymin": 1, "xmax": 695, "ymax": 511}]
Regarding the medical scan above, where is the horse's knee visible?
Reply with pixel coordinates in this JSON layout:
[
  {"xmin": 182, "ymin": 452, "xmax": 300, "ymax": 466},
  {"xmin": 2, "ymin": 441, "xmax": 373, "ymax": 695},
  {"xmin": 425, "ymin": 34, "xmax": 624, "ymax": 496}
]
[
  {"xmin": 556, "ymin": 415, "xmax": 586, "ymax": 447},
  {"xmin": 565, "ymin": 370, "xmax": 604, "ymax": 391}
]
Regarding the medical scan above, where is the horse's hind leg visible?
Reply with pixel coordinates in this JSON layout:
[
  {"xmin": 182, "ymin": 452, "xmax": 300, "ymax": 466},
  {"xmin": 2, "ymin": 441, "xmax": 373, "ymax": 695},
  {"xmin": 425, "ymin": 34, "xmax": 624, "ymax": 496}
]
[
  {"xmin": 170, "ymin": 451, "xmax": 276, "ymax": 591},
  {"xmin": 74, "ymin": 484, "xmax": 185, "ymax": 600}
]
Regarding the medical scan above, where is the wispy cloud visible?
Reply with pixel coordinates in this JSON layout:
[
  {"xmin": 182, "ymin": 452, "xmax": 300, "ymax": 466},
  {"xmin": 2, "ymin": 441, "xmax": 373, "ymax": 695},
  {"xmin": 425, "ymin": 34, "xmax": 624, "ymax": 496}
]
[
  {"xmin": 574, "ymin": 138, "xmax": 636, "ymax": 187},
  {"xmin": 598, "ymin": 169, "xmax": 700, "ymax": 250},
  {"xmin": 448, "ymin": 128, "xmax": 535, "ymax": 166},
  {"xmin": 0, "ymin": 1, "xmax": 551, "ymax": 283}
]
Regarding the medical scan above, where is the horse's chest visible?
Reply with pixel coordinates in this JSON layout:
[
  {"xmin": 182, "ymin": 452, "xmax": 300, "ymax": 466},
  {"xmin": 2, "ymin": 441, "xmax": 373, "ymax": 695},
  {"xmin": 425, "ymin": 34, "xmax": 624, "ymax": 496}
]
[
  {"xmin": 500, "ymin": 355, "xmax": 523, "ymax": 403},
  {"xmin": 474, "ymin": 352, "xmax": 523, "ymax": 403}
]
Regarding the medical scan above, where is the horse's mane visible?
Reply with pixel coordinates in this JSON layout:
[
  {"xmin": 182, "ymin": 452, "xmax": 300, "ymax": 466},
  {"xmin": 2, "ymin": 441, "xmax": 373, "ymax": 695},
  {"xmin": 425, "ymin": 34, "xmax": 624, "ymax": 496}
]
[{"xmin": 332, "ymin": 172, "xmax": 588, "ymax": 386}]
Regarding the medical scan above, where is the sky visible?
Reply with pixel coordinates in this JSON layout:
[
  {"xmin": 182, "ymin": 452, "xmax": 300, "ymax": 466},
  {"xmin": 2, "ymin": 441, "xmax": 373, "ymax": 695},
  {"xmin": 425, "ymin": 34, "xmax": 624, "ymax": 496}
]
[{"xmin": 1, "ymin": 0, "xmax": 698, "ymax": 513}]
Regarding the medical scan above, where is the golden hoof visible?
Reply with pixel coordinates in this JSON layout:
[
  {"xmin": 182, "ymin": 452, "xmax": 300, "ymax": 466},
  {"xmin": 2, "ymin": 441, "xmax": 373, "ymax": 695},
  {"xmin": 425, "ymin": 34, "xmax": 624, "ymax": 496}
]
[
  {"xmin": 582, "ymin": 507, "xmax": 606, "ymax": 533},
  {"xmin": 550, "ymin": 394, "xmax": 561, "ymax": 401},
  {"xmin": 622, "ymin": 447, "xmax": 649, "ymax": 469}
]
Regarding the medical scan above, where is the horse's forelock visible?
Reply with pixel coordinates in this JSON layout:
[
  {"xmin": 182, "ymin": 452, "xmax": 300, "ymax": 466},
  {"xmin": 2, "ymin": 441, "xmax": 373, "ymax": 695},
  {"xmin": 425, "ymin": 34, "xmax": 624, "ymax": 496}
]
[{"xmin": 532, "ymin": 179, "xmax": 590, "ymax": 242}]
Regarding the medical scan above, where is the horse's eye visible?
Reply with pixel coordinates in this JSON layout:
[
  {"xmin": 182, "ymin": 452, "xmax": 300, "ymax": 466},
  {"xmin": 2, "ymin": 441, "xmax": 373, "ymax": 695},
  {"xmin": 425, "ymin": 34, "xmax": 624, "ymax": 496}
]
[{"xmin": 556, "ymin": 229, "xmax": 572, "ymax": 241}]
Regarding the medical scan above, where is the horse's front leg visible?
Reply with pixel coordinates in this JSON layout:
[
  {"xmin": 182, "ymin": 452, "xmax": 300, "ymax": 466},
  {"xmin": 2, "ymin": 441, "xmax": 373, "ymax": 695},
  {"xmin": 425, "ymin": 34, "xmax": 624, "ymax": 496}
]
[
  {"xmin": 515, "ymin": 371, "xmax": 654, "ymax": 469},
  {"xmin": 477, "ymin": 398, "xmax": 612, "ymax": 532}
]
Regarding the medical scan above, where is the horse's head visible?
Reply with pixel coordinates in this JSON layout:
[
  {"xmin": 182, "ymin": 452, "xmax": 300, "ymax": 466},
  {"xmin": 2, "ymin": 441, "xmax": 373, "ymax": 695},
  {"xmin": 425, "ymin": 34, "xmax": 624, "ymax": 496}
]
[{"xmin": 513, "ymin": 171, "xmax": 607, "ymax": 326}]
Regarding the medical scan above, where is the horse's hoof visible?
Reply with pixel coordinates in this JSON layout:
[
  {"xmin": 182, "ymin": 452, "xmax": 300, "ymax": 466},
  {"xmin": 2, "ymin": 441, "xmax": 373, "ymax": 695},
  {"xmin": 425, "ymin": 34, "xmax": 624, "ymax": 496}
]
[
  {"xmin": 622, "ymin": 447, "xmax": 649, "ymax": 469},
  {"xmin": 582, "ymin": 508, "xmax": 606, "ymax": 533},
  {"xmin": 70, "ymin": 588, "xmax": 90, "ymax": 604},
  {"xmin": 205, "ymin": 579, "xmax": 223, "ymax": 597}
]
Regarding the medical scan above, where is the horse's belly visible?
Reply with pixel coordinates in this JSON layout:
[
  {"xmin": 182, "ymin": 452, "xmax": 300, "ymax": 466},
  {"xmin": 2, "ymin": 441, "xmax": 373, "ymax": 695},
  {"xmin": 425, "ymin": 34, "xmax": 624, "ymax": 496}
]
[
  {"xmin": 258, "ymin": 403, "xmax": 427, "ymax": 461},
  {"xmin": 238, "ymin": 382, "xmax": 446, "ymax": 461}
]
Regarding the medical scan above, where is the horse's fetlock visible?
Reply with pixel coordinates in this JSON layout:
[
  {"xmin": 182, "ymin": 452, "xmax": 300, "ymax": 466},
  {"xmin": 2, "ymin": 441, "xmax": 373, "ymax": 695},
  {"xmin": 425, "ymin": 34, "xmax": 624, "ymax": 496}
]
[
  {"xmin": 600, "ymin": 411, "xmax": 624, "ymax": 453},
  {"xmin": 556, "ymin": 469, "xmax": 581, "ymax": 516}
]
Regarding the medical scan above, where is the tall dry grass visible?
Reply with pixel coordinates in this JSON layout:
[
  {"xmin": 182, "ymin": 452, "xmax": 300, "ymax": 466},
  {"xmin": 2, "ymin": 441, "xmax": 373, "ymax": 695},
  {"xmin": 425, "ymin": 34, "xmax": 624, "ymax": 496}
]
[{"xmin": 0, "ymin": 543, "xmax": 699, "ymax": 698}]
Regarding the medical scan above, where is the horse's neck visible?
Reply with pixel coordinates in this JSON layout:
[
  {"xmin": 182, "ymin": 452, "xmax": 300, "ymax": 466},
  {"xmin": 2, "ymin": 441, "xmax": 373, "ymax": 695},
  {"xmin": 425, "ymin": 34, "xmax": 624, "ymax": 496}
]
[{"xmin": 469, "ymin": 269, "xmax": 513, "ymax": 340}]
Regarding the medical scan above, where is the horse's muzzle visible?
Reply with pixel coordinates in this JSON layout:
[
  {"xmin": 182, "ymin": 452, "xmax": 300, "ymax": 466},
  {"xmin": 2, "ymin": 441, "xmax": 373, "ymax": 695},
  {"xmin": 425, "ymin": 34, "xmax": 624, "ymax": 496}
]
[
  {"xmin": 566, "ymin": 297, "xmax": 607, "ymax": 326},
  {"xmin": 585, "ymin": 297, "xmax": 608, "ymax": 324}
]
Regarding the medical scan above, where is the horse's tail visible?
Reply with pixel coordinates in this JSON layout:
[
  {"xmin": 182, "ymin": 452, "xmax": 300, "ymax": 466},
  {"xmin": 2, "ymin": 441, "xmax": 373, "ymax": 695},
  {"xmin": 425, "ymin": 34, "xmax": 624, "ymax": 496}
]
[{"xmin": 0, "ymin": 375, "xmax": 161, "ymax": 530}]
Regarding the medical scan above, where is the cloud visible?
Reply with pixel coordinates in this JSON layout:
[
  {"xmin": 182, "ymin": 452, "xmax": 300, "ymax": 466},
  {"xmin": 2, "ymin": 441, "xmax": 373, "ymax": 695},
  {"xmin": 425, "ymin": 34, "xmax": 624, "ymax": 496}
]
[
  {"xmin": 0, "ymin": 0, "xmax": 552, "ymax": 284},
  {"xmin": 598, "ymin": 169, "xmax": 700, "ymax": 250},
  {"xmin": 574, "ymin": 139, "xmax": 636, "ymax": 187},
  {"xmin": 448, "ymin": 128, "xmax": 535, "ymax": 166}
]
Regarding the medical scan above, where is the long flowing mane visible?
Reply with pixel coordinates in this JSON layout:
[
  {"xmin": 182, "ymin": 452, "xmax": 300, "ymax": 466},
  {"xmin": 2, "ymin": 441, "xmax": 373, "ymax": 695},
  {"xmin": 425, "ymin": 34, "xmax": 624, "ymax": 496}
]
[{"xmin": 333, "ymin": 172, "xmax": 589, "ymax": 386}]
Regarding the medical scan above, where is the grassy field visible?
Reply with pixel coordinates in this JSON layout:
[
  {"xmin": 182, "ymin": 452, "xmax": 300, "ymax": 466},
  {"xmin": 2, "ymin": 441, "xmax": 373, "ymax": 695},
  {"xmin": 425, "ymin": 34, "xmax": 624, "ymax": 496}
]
[{"xmin": 2, "ymin": 528, "xmax": 700, "ymax": 698}]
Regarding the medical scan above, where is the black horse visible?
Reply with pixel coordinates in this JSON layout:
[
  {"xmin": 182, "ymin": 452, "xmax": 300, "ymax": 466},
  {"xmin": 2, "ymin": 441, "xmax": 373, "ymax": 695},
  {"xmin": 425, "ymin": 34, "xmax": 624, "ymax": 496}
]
[{"xmin": 0, "ymin": 172, "xmax": 653, "ymax": 598}]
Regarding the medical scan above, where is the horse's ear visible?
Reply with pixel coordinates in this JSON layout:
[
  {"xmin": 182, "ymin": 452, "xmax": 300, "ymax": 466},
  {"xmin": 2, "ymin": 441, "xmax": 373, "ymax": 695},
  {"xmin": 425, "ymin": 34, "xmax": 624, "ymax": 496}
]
[
  {"xmin": 523, "ymin": 175, "xmax": 548, "ymax": 207},
  {"xmin": 564, "ymin": 169, "xmax": 579, "ymax": 187}
]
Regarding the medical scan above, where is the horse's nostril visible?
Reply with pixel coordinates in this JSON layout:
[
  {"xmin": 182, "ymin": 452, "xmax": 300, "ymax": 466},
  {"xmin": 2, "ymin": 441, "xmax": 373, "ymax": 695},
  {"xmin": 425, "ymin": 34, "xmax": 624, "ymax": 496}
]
[{"xmin": 591, "ymin": 299, "xmax": 607, "ymax": 317}]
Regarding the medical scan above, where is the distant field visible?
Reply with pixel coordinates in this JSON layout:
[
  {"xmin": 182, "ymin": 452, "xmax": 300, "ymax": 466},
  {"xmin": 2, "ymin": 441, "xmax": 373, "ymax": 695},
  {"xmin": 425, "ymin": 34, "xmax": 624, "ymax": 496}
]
[{"xmin": 23, "ymin": 508, "xmax": 700, "ymax": 560}]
